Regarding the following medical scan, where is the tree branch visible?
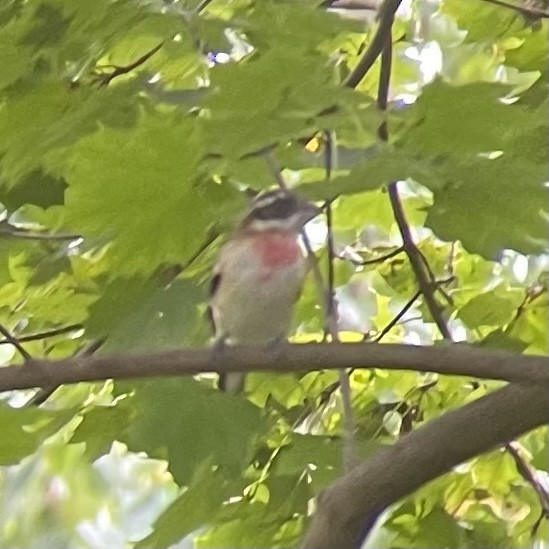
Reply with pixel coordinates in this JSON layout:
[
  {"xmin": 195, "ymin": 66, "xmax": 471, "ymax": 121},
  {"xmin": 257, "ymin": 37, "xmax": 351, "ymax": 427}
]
[
  {"xmin": 343, "ymin": 0, "xmax": 402, "ymax": 89},
  {"xmin": 0, "ymin": 323, "xmax": 32, "ymax": 361},
  {"xmin": 0, "ymin": 324, "xmax": 82, "ymax": 346},
  {"xmin": 480, "ymin": 0, "xmax": 549, "ymax": 18},
  {"xmin": 0, "ymin": 343, "xmax": 546, "ymax": 393},
  {"xmin": 26, "ymin": 338, "xmax": 104, "ymax": 406},
  {"xmin": 322, "ymin": 131, "xmax": 358, "ymax": 471},
  {"xmin": 388, "ymin": 183, "xmax": 453, "ymax": 339},
  {"xmin": 301, "ymin": 382, "xmax": 549, "ymax": 549},
  {"xmin": 373, "ymin": 290, "xmax": 421, "ymax": 342},
  {"xmin": 338, "ymin": 246, "xmax": 404, "ymax": 266},
  {"xmin": 0, "ymin": 224, "xmax": 81, "ymax": 242},
  {"xmin": 95, "ymin": 42, "xmax": 163, "ymax": 87},
  {"xmin": 506, "ymin": 441, "xmax": 549, "ymax": 516}
]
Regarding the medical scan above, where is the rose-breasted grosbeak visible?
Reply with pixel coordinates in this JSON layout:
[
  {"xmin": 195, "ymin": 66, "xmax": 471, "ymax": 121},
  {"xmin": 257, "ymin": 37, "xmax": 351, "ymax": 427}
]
[{"xmin": 209, "ymin": 189, "xmax": 321, "ymax": 393}]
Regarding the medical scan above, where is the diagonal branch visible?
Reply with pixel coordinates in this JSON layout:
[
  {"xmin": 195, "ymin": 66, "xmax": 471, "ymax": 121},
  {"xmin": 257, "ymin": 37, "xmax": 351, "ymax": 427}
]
[
  {"xmin": 506, "ymin": 442, "xmax": 549, "ymax": 516},
  {"xmin": 95, "ymin": 42, "xmax": 163, "ymax": 87},
  {"xmin": 0, "ymin": 323, "xmax": 32, "ymax": 361},
  {"xmin": 344, "ymin": 0, "xmax": 402, "ymax": 89},
  {"xmin": 301, "ymin": 382, "xmax": 549, "ymax": 549},
  {"xmin": 374, "ymin": 14, "xmax": 452, "ymax": 340},
  {"xmin": 388, "ymin": 184, "xmax": 453, "ymax": 339},
  {"xmin": 480, "ymin": 0, "xmax": 549, "ymax": 18},
  {"xmin": 0, "ymin": 343, "xmax": 546, "ymax": 393}
]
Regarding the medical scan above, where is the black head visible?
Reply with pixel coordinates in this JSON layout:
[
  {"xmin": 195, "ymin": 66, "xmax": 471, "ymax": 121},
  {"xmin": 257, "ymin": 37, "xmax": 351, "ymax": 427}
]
[{"xmin": 242, "ymin": 190, "xmax": 320, "ymax": 231}]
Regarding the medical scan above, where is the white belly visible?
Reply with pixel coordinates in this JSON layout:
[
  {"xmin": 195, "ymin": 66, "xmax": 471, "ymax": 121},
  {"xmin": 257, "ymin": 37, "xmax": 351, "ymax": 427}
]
[{"xmin": 212, "ymin": 239, "xmax": 307, "ymax": 344}]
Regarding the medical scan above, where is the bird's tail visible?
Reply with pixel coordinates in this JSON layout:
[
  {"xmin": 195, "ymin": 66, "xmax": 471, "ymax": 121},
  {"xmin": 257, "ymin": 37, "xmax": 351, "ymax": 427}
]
[{"xmin": 218, "ymin": 373, "xmax": 246, "ymax": 394}]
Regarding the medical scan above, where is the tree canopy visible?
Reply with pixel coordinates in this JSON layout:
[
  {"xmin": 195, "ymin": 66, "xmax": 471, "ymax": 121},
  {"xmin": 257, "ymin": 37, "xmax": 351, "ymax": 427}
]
[{"xmin": 0, "ymin": 0, "xmax": 547, "ymax": 548}]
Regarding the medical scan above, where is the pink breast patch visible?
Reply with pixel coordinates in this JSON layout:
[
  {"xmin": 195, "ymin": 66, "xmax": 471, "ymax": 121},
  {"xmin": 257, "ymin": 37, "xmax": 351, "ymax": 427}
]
[{"xmin": 252, "ymin": 232, "xmax": 301, "ymax": 270}]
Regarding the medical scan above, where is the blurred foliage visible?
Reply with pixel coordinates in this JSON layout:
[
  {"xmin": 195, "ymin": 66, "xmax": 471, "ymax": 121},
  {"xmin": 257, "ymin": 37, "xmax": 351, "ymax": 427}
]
[{"xmin": 0, "ymin": 0, "xmax": 547, "ymax": 548}]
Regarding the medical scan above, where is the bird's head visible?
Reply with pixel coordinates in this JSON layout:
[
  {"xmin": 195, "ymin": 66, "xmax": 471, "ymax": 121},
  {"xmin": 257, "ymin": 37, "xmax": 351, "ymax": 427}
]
[{"xmin": 241, "ymin": 189, "xmax": 321, "ymax": 232}]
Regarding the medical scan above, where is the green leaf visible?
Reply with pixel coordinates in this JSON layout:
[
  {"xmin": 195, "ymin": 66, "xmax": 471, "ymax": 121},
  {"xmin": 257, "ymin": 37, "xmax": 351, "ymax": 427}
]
[
  {"xmin": 508, "ymin": 291, "xmax": 548, "ymax": 353},
  {"xmin": 505, "ymin": 23, "xmax": 549, "ymax": 72},
  {"xmin": 136, "ymin": 460, "xmax": 238, "ymax": 549},
  {"xmin": 425, "ymin": 155, "xmax": 548, "ymax": 258},
  {"xmin": 0, "ymin": 403, "xmax": 75, "ymax": 465},
  {"xmin": 201, "ymin": 49, "xmax": 364, "ymax": 159},
  {"xmin": 442, "ymin": 0, "xmax": 520, "ymax": 42},
  {"xmin": 196, "ymin": 473, "xmax": 309, "ymax": 549},
  {"xmin": 57, "ymin": 109, "xmax": 239, "ymax": 273},
  {"xmin": 118, "ymin": 378, "xmax": 267, "ymax": 485},
  {"xmin": 0, "ymin": 79, "xmax": 141, "ymax": 185},
  {"xmin": 402, "ymin": 80, "xmax": 535, "ymax": 155},
  {"xmin": 458, "ymin": 287, "xmax": 524, "ymax": 328},
  {"xmin": 414, "ymin": 507, "xmax": 467, "ymax": 548},
  {"xmin": 70, "ymin": 398, "xmax": 135, "ymax": 459},
  {"xmin": 334, "ymin": 188, "xmax": 429, "ymax": 232},
  {"xmin": 477, "ymin": 329, "xmax": 528, "ymax": 353},
  {"xmin": 0, "ymin": 170, "xmax": 66, "ymax": 211},
  {"xmin": 274, "ymin": 434, "xmax": 382, "ymax": 494},
  {"xmin": 298, "ymin": 151, "xmax": 436, "ymax": 200},
  {"xmin": 241, "ymin": 2, "xmax": 362, "ymax": 52},
  {"xmin": 86, "ymin": 278, "xmax": 206, "ymax": 351}
]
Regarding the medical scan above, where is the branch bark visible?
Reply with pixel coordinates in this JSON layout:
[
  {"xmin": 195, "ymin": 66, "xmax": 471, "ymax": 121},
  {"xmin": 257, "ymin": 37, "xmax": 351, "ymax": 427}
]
[
  {"xmin": 301, "ymin": 382, "xmax": 549, "ymax": 549},
  {"xmin": 343, "ymin": 0, "xmax": 402, "ymax": 88},
  {"xmin": 480, "ymin": 0, "xmax": 549, "ymax": 18},
  {"xmin": 0, "ymin": 343, "xmax": 547, "ymax": 393}
]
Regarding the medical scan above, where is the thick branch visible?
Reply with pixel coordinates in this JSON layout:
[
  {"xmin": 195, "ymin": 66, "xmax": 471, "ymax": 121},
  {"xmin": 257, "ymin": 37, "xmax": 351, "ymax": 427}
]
[
  {"xmin": 301, "ymin": 382, "xmax": 549, "ymax": 549},
  {"xmin": 0, "ymin": 343, "xmax": 547, "ymax": 393}
]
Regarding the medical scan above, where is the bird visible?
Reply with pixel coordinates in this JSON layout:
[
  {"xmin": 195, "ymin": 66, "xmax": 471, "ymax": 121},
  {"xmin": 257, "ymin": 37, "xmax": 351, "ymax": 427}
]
[{"xmin": 208, "ymin": 189, "xmax": 321, "ymax": 393}]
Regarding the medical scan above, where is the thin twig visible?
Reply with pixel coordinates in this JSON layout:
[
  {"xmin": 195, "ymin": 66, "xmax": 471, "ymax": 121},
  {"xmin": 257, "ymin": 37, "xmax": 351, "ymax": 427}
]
[
  {"xmin": 0, "ymin": 324, "xmax": 82, "ymax": 346},
  {"xmin": 479, "ymin": 0, "xmax": 549, "ymax": 18},
  {"xmin": 388, "ymin": 185, "xmax": 452, "ymax": 340},
  {"xmin": 506, "ymin": 442, "xmax": 549, "ymax": 517},
  {"xmin": 344, "ymin": 0, "xmax": 403, "ymax": 89},
  {"xmin": 372, "ymin": 7, "xmax": 453, "ymax": 341},
  {"xmin": 373, "ymin": 290, "xmax": 421, "ymax": 342},
  {"xmin": 195, "ymin": 0, "xmax": 215, "ymax": 12},
  {"xmin": 0, "ymin": 226, "xmax": 81, "ymax": 242},
  {"xmin": 323, "ymin": 132, "xmax": 358, "ymax": 471},
  {"xmin": 372, "ymin": 13, "xmax": 452, "ymax": 339},
  {"xmin": 323, "ymin": 131, "xmax": 339, "ymax": 340},
  {"xmin": 96, "ymin": 42, "xmax": 163, "ymax": 87},
  {"xmin": 264, "ymin": 154, "xmax": 327, "ymax": 305},
  {"xmin": 321, "ymin": 0, "xmax": 378, "ymax": 10},
  {"xmin": 376, "ymin": 33, "xmax": 393, "ymax": 137},
  {"xmin": 0, "ymin": 324, "xmax": 32, "ymax": 361},
  {"xmin": 343, "ymin": 246, "xmax": 404, "ymax": 266}
]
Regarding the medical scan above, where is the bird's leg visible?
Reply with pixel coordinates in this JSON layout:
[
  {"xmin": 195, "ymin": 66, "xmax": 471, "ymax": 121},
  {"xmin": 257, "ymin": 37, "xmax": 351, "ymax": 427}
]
[{"xmin": 211, "ymin": 333, "xmax": 228, "ymax": 359}]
